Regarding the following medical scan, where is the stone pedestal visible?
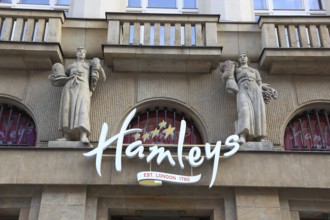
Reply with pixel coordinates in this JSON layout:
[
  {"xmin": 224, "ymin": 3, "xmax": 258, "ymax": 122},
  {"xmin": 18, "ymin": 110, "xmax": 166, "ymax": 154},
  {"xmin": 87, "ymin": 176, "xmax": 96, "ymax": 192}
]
[
  {"xmin": 240, "ymin": 141, "xmax": 273, "ymax": 151},
  {"xmin": 48, "ymin": 141, "xmax": 93, "ymax": 148}
]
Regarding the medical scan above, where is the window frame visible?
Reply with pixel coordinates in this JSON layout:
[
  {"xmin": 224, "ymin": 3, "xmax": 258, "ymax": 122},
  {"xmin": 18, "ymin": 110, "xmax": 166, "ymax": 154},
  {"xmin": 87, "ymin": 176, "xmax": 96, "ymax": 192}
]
[
  {"xmin": 254, "ymin": 0, "xmax": 326, "ymax": 21},
  {"xmin": 0, "ymin": 103, "xmax": 37, "ymax": 147},
  {"xmin": 0, "ymin": 0, "xmax": 69, "ymax": 11},
  {"xmin": 126, "ymin": 0, "xmax": 198, "ymax": 14}
]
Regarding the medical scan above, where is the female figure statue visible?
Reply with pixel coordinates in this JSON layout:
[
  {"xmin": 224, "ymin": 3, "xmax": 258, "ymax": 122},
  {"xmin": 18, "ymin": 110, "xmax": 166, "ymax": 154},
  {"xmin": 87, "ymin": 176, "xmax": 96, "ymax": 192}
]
[
  {"xmin": 49, "ymin": 47, "xmax": 106, "ymax": 144},
  {"xmin": 221, "ymin": 52, "xmax": 277, "ymax": 143}
]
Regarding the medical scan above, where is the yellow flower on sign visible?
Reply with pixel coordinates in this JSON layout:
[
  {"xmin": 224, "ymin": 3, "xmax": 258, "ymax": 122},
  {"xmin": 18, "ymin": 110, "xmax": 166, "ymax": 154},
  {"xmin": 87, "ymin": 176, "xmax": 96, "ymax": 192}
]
[
  {"xmin": 142, "ymin": 132, "xmax": 150, "ymax": 142},
  {"xmin": 151, "ymin": 128, "xmax": 160, "ymax": 138},
  {"xmin": 159, "ymin": 120, "xmax": 167, "ymax": 129},
  {"xmin": 133, "ymin": 132, "xmax": 141, "ymax": 141},
  {"xmin": 162, "ymin": 124, "xmax": 175, "ymax": 139}
]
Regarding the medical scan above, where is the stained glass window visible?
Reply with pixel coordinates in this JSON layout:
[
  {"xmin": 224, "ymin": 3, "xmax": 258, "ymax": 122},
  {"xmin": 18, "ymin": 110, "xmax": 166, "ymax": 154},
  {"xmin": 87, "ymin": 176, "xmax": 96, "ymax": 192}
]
[
  {"xmin": 0, "ymin": 104, "xmax": 36, "ymax": 146},
  {"xmin": 284, "ymin": 110, "xmax": 330, "ymax": 151},
  {"xmin": 124, "ymin": 108, "xmax": 202, "ymax": 145}
]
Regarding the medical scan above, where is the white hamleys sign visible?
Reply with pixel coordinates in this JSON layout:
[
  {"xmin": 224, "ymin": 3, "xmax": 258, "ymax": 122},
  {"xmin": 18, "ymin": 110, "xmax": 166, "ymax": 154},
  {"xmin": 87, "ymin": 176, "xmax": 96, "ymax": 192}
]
[{"xmin": 84, "ymin": 108, "xmax": 239, "ymax": 188}]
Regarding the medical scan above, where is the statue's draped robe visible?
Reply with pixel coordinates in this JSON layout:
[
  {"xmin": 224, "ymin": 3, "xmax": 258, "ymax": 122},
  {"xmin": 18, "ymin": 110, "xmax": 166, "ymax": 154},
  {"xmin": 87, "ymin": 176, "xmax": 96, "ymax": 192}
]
[
  {"xmin": 59, "ymin": 61, "xmax": 91, "ymax": 139},
  {"xmin": 235, "ymin": 66, "xmax": 266, "ymax": 140}
]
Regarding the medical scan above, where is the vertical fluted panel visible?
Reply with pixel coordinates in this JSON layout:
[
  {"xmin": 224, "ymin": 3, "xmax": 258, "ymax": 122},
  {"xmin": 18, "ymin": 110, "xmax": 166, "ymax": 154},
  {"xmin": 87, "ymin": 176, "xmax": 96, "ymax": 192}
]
[
  {"xmin": 12, "ymin": 18, "xmax": 24, "ymax": 41},
  {"xmin": 122, "ymin": 22, "xmax": 130, "ymax": 45},
  {"xmin": 0, "ymin": 17, "xmax": 13, "ymax": 41},
  {"xmin": 277, "ymin": 25, "xmax": 288, "ymax": 48},
  {"xmin": 133, "ymin": 22, "xmax": 140, "ymax": 45},
  {"xmin": 143, "ymin": 22, "xmax": 150, "ymax": 45},
  {"xmin": 298, "ymin": 25, "xmax": 309, "ymax": 47},
  {"xmin": 174, "ymin": 23, "xmax": 181, "ymax": 46},
  {"xmin": 23, "ymin": 18, "xmax": 35, "ymax": 42}
]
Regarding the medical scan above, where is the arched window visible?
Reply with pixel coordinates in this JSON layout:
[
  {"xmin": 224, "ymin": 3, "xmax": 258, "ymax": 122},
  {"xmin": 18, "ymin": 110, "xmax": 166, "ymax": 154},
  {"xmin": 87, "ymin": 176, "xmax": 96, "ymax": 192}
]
[
  {"xmin": 284, "ymin": 110, "xmax": 330, "ymax": 151},
  {"xmin": 124, "ymin": 108, "xmax": 202, "ymax": 145},
  {"xmin": 0, "ymin": 104, "xmax": 36, "ymax": 146}
]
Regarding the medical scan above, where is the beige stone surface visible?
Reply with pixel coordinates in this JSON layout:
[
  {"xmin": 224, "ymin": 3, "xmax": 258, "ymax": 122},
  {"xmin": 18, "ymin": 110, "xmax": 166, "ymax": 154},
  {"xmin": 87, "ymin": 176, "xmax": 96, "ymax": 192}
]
[
  {"xmin": 89, "ymin": 70, "xmax": 136, "ymax": 140},
  {"xmin": 0, "ymin": 184, "xmax": 329, "ymax": 220},
  {"xmin": 218, "ymin": 23, "xmax": 262, "ymax": 61},
  {"xmin": 295, "ymin": 75, "xmax": 330, "ymax": 105},
  {"xmin": 235, "ymin": 188, "xmax": 282, "ymax": 220},
  {"xmin": 25, "ymin": 71, "xmax": 62, "ymax": 142},
  {"xmin": 38, "ymin": 186, "xmax": 86, "ymax": 220},
  {"xmin": 0, "ymin": 149, "xmax": 328, "ymax": 188},
  {"xmin": 0, "ymin": 70, "xmax": 29, "ymax": 102},
  {"xmin": 0, "ymin": 8, "xmax": 330, "ymax": 220},
  {"xmin": 61, "ymin": 21, "xmax": 107, "ymax": 58},
  {"xmin": 236, "ymin": 207, "xmax": 282, "ymax": 220},
  {"xmin": 189, "ymin": 70, "xmax": 236, "ymax": 142},
  {"xmin": 259, "ymin": 70, "xmax": 297, "ymax": 145}
]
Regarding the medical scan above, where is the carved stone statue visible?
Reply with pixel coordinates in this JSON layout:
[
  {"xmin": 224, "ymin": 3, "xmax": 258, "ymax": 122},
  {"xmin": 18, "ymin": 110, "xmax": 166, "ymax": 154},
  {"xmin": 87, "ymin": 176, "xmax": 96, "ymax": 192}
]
[
  {"xmin": 221, "ymin": 52, "xmax": 278, "ymax": 143},
  {"xmin": 49, "ymin": 47, "xmax": 106, "ymax": 144}
]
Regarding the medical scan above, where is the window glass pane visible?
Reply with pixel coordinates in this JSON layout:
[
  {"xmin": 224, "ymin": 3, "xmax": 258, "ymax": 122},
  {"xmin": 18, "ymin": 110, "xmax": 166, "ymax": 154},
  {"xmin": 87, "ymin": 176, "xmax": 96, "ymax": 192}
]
[
  {"xmin": 128, "ymin": 0, "xmax": 141, "ymax": 7},
  {"xmin": 56, "ymin": 0, "xmax": 70, "ymax": 5},
  {"xmin": 309, "ymin": 0, "xmax": 322, "ymax": 9},
  {"xmin": 150, "ymin": 26, "xmax": 154, "ymax": 45},
  {"xmin": 148, "ymin": 0, "xmax": 176, "ymax": 8},
  {"xmin": 0, "ymin": 104, "xmax": 36, "ymax": 146},
  {"xmin": 0, "ymin": 0, "xmax": 12, "ymax": 3},
  {"xmin": 284, "ymin": 110, "xmax": 330, "ymax": 151},
  {"xmin": 191, "ymin": 26, "xmax": 196, "ymax": 46},
  {"xmin": 160, "ymin": 26, "xmax": 165, "ymax": 45},
  {"xmin": 273, "ymin": 0, "xmax": 303, "ymax": 9},
  {"xmin": 20, "ymin": 0, "xmax": 49, "ymax": 4},
  {"xmin": 129, "ymin": 25, "xmax": 134, "ymax": 45},
  {"xmin": 123, "ymin": 108, "xmax": 203, "ymax": 145},
  {"xmin": 184, "ymin": 0, "xmax": 196, "ymax": 8},
  {"xmin": 254, "ymin": 0, "xmax": 267, "ymax": 9}
]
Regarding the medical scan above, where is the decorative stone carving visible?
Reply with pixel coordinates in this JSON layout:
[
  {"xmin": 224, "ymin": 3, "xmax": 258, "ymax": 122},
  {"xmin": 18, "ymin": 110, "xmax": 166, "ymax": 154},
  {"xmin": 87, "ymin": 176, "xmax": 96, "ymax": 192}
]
[
  {"xmin": 49, "ymin": 47, "xmax": 106, "ymax": 144},
  {"xmin": 221, "ymin": 52, "xmax": 278, "ymax": 143}
]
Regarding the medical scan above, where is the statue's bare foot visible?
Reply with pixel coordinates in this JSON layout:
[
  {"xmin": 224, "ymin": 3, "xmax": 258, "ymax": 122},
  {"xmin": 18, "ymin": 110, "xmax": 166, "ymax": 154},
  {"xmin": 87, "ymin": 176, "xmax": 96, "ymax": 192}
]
[
  {"xmin": 80, "ymin": 132, "xmax": 89, "ymax": 144},
  {"xmin": 238, "ymin": 135, "xmax": 246, "ymax": 144},
  {"xmin": 56, "ymin": 137, "xmax": 70, "ymax": 141}
]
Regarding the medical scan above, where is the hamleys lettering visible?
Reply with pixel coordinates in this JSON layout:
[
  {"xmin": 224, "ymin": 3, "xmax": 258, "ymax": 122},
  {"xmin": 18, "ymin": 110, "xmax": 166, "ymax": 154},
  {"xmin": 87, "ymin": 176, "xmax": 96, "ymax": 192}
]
[{"xmin": 84, "ymin": 108, "xmax": 240, "ymax": 188}]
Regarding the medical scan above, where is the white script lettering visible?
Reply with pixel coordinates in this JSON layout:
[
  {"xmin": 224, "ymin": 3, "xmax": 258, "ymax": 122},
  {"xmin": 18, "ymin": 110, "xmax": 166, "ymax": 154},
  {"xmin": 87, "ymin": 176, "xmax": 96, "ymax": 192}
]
[{"xmin": 84, "ymin": 108, "xmax": 240, "ymax": 188}]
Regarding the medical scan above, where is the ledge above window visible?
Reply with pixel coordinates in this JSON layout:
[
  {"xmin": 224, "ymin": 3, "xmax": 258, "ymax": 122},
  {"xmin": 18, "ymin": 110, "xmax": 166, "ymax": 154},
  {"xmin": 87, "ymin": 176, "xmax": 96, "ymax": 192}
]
[
  {"xmin": 104, "ymin": 13, "xmax": 221, "ymax": 73},
  {"xmin": 258, "ymin": 16, "xmax": 330, "ymax": 75},
  {"xmin": 0, "ymin": 9, "xmax": 64, "ymax": 69},
  {"xmin": 103, "ymin": 44, "xmax": 222, "ymax": 73},
  {"xmin": 0, "ymin": 42, "xmax": 63, "ymax": 69}
]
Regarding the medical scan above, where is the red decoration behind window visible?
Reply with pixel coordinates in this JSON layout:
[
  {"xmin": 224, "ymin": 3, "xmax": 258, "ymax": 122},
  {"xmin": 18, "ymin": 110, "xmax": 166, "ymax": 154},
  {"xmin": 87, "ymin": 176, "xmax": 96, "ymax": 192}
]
[
  {"xmin": 124, "ymin": 108, "xmax": 202, "ymax": 145},
  {"xmin": 284, "ymin": 111, "xmax": 330, "ymax": 151},
  {"xmin": 0, "ymin": 105, "xmax": 36, "ymax": 146}
]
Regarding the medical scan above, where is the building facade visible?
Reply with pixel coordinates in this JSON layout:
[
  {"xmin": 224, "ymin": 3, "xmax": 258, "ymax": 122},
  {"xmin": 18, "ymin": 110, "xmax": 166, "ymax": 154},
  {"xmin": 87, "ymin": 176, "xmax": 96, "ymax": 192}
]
[{"xmin": 0, "ymin": 0, "xmax": 330, "ymax": 219}]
